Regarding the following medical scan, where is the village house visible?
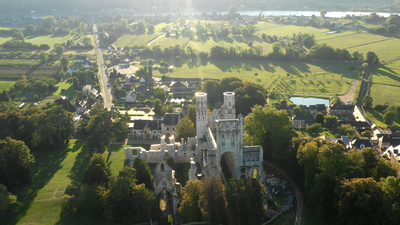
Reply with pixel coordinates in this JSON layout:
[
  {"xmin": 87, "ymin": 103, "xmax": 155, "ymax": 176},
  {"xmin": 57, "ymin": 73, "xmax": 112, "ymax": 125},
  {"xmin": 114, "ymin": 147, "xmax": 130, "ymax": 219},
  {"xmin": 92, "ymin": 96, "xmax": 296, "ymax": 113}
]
[
  {"xmin": 75, "ymin": 55, "xmax": 91, "ymax": 63},
  {"xmin": 348, "ymin": 139, "xmax": 373, "ymax": 150},
  {"xmin": 292, "ymin": 114, "xmax": 315, "ymax": 129},
  {"xmin": 66, "ymin": 66, "xmax": 79, "ymax": 75},
  {"xmin": 379, "ymin": 134, "xmax": 393, "ymax": 150},
  {"xmin": 125, "ymin": 91, "xmax": 137, "ymax": 103},
  {"xmin": 328, "ymin": 104, "xmax": 355, "ymax": 118}
]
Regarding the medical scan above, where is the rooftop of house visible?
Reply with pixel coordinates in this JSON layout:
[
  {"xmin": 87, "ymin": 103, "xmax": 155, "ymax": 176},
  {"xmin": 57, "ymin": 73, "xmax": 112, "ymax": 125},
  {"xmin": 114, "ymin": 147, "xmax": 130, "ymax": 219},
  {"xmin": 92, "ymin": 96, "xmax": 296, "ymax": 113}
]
[
  {"xmin": 350, "ymin": 139, "xmax": 373, "ymax": 149},
  {"xmin": 133, "ymin": 120, "xmax": 161, "ymax": 130},
  {"xmin": 163, "ymin": 113, "xmax": 180, "ymax": 126},
  {"xmin": 292, "ymin": 114, "xmax": 315, "ymax": 121},
  {"xmin": 330, "ymin": 104, "xmax": 355, "ymax": 110}
]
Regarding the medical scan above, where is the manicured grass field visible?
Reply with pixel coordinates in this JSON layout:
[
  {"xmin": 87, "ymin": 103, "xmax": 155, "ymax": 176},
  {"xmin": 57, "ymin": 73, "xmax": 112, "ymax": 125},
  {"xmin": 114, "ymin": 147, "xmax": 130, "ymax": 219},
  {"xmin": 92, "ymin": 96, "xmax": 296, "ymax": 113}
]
[
  {"xmin": 319, "ymin": 32, "xmax": 391, "ymax": 49},
  {"xmin": 255, "ymin": 22, "xmax": 329, "ymax": 37},
  {"xmin": 369, "ymin": 61, "xmax": 400, "ymax": 107},
  {"xmin": 14, "ymin": 141, "xmax": 133, "ymax": 225},
  {"xmin": 114, "ymin": 34, "xmax": 160, "ymax": 48},
  {"xmin": 0, "ymin": 80, "xmax": 14, "ymax": 92},
  {"xmin": 154, "ymin": 59, "xmax": 354, "ymax": 95},
  {"xmin": 187, "ymin": 36, "xmax": 253, "ymax": 53},
  {"xmin": 347, "ymin": 38, "xmax": 400, "ymax": 62},
  {"xmin": 150, "ymin": 36, "xmax": 190, "ymax": 48}
]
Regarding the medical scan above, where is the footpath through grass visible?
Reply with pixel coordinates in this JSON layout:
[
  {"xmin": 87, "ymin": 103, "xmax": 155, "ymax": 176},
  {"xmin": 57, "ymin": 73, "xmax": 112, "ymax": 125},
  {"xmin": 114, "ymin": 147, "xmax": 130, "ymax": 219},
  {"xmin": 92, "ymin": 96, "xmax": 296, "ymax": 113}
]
[{"xmin": 13, "ymin": 141, "xmax": 129, "ymax": 225}]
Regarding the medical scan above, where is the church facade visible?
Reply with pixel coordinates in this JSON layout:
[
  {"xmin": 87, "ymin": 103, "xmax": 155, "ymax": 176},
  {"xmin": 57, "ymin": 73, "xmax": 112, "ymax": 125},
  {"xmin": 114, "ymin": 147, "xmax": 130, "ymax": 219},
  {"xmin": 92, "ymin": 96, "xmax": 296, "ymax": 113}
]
[{"xmin": 125, "ymin": 92, "xmax": 264, "ymax": 181}]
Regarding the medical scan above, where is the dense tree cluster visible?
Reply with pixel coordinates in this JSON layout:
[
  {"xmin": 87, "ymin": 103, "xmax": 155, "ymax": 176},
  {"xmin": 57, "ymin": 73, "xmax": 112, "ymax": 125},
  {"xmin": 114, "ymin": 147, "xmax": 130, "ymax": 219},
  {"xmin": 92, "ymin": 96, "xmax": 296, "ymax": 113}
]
[
  {"xmin": 71, "ymin": 70, "xmax": 97, "ymax": 89},
  {"xmin": 10, "ymin": 76, "xmax": 57, "ymax": 97},
  {"xmin": 80, "ymin": 106, "xmax": 129, "ymax": 153},
  {"xmin": 297, "ymin": 140, "xmax": 398, "ymax": 223},
  {"xmin": 244, "ymin": 105, "xmax": 294, "ymax": 161},
  {"xmin": 0, "ymin": 104, "xmax": 74, "ymax": 150},
  {"xmin": 0, "ymin": 137, "xmax": 35, "ymax": 190},
  {"xmin": 179, "ymin": 177, "xmax": 266, "ymax": 224},
  {"xmin": 1, "ymin": 40, "xmax": 50, "ymax": 50},
  {"xmin": 202, "ymin": 77, "xmax": 267, "ymax": 116},
  {"xmin": 62, "ymin": 155, "xmax": 158, "ymax": 223}
]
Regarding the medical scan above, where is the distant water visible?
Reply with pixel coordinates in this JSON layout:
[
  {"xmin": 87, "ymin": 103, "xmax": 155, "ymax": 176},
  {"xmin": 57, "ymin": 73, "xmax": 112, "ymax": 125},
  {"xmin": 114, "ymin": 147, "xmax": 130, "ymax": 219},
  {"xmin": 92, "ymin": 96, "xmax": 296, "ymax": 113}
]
[
  {"xmin": 290, "ymin": 97, "xmax": 330, "ymax": 106},
  {"xmin": 237, "ymin": 10, "xmax": 395, "ymax": 18}
]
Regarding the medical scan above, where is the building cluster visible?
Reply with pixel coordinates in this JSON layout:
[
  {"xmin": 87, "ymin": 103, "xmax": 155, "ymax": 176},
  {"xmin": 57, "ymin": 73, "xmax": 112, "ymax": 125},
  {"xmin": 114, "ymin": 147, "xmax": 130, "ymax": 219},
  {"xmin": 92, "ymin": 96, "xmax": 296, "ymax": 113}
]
[{"xmin": 125, "ymin": 92, "xmax": 264, "ymax": 218}]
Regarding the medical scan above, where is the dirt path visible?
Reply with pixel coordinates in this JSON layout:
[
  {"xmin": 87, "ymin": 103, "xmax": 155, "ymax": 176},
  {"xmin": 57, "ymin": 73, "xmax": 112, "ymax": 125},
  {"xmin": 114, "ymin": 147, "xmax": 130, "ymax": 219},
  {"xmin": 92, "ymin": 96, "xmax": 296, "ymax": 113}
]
[
  {"xmin": 147, "ymin": 33, "xmax": 166, "ymax": 46},
  {"xmin": 338, "ymin": 80, "xmax": 359, "ymax": 104}
]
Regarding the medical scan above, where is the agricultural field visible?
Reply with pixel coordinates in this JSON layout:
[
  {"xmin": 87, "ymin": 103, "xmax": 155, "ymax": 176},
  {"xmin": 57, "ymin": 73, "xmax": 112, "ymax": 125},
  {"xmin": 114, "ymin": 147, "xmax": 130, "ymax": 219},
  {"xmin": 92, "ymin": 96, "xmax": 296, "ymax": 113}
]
[
  {"xmin": 25, "ymin": 34, "xmax": 90, "ymax": 48},
  {"xmin": 187, "ymin": 36, "xmax": 254, "ymax": 53},
  {"xmin": 315, "ymin": 30, "xmax": 400, "ymax": 62},
  {"xmin": 0, "ymin": 58, "xmax": 40, "ymax": 66},
  {"xmin": 255, "ymin": 22, "xmax": 329, "ymax": 37},
  {"xmin": 370, "ymin": 61, "xmax": 400, "ymax": 107},
  {"xmin": 150, "ymin": 36, "xmax": 190, "ymax": 48},
  {"xmin": 153, "ymin": 59, "xmax": 354, "ymax": 95},
  {"xmin": 114, "ymin": 33, "xmax": 160, "ymax": 48}
]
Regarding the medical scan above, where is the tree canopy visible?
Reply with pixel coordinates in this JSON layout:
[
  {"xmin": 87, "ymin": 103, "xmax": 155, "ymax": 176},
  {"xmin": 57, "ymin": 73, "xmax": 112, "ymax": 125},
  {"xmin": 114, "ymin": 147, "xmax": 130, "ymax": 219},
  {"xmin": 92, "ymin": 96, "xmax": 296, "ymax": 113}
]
[
  {"xmin": 244, "ymin": 105, "xmax": 293, "ymax": 161},
  {"xmin": 0, "ymin": 137, "xmax": 35, "ymax": 190}
]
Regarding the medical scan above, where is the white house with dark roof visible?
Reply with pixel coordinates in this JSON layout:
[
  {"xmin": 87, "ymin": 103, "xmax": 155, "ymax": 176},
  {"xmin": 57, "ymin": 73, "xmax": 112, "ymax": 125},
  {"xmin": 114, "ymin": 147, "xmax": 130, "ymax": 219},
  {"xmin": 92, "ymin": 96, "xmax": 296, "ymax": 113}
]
[{"xmin": 292, "ymin": 114, "xmax": 315, "ymax": 129}]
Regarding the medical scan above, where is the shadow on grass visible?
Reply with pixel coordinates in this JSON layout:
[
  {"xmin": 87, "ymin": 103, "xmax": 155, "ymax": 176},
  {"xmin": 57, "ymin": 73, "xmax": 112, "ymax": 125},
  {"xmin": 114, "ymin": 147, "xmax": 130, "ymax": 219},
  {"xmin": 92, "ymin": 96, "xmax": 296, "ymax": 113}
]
[
  {"xmin": 68, "ymin": 143, "xmax": 91, "ymax": 182},
  {"xmin": 7, "ymin": 145, "xmax": 70, "ymax": 225},
  {"xmin": 374, "ymin": 65, "xmax": 400, "ymax": 84}
]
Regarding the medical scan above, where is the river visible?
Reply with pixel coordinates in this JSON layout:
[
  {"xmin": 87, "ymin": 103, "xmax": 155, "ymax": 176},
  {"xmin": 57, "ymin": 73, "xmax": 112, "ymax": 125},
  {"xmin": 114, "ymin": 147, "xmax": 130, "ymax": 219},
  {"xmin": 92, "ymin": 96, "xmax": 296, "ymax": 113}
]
[{"xmin": 237, "ymin": 10, "xmax": 396, "ymax": 18}]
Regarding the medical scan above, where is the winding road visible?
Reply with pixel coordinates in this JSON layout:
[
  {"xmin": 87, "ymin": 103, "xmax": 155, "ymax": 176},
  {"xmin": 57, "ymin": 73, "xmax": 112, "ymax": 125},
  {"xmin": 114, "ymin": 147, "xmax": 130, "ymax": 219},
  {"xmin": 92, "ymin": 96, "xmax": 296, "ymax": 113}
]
[{"xmin": 264, "ymin": 161, "xmax": 305, "ymax": 225}]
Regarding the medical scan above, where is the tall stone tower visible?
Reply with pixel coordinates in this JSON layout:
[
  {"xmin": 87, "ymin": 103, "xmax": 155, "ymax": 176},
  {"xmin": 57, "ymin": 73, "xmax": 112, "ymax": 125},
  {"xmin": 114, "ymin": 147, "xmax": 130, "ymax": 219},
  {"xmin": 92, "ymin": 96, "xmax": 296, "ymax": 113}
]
[
  {"xmin": 223, "ymin": 92, "xmax": 235, "ymax": 119},
  {"xmin": 196, "ymin": 92, "xmax": 208, "ymax": 139}
]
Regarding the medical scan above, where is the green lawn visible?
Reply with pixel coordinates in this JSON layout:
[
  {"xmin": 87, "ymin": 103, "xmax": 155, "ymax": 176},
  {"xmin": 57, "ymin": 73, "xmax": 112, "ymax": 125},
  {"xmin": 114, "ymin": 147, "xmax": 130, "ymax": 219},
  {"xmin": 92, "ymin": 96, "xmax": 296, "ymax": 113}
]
[
  {"xmin": 154, "ymin": 59, "xmax": 354, "ymax": 95},
  {"xmin": 370, "ymin": 61, "xmax": 400, "ymax": 106},
  {"xmin": 0, "ymin": 36, "xmax": 12, "ymax": 44},
  {"xmin": 24, "ymin": 34, "xmax": 90, "ymax": 49},
  {"xmin": 0, "ymin": 80, "xmax": 14, "ymax": 92},
  {"xmin": 255, "ymin": 22, "xmax": 329, "ymax": 37},
  {"xmin": 295, "ymin": 129, "xmax": 336, "ymax": 138},
  {"xmin": 15, "ymin": 140, "xmax": 82, "ymax": 225},
  {"xmin": 151, "ymin": 36, "xmax": 190, "ymax": 48},
  {"xmin": 187, "ymin": 36, "xmax": 252, "ymax": 53},
  {"xmin": 365, "ymin": 109, "xmax": 400, "ymax": 129},
  {"xmin": 347, "ymin": 38, "xmax": 400, "ymax": 61},
  {"xmin": 114, "ymin": 34, "xmax": 160, "ymax": 48},
  {"xmin": 319, "ymin": 32, "xmax": 391, "ymax": 50},
  {"xmin": 13, "ymin": 141, "xmax": 135, "ymax": 225}
]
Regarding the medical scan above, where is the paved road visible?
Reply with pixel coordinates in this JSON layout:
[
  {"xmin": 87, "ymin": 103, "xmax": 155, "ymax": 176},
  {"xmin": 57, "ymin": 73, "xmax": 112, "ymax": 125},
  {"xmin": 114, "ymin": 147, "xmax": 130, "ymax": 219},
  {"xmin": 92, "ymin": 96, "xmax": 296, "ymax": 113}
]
[
  {"xmin": 93, "ymin": 24, "xmax": 112, "ymax": 110},
  {"xmin": 264, "ymin": 161, "xmax": 305, "ymax": 225}
]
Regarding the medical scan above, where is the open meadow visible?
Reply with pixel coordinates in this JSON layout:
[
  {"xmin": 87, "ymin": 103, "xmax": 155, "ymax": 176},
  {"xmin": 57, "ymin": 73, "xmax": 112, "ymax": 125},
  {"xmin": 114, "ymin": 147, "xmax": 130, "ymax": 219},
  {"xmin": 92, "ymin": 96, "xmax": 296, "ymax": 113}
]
[
  {"xmin": 154, "ymin": 59, "xmax": 354, "ymax": 95},
  {"xmin": 370, "ymin": 60, "xmax": 400, "ymax": 107}
]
